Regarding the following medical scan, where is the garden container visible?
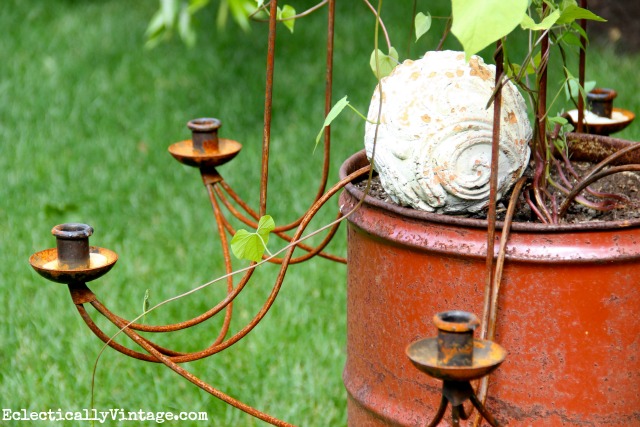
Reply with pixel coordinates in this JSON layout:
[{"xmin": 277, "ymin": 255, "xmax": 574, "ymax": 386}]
[{"xmin": 339, "ymin": 150, "xmax": 640, "ymax": 426}]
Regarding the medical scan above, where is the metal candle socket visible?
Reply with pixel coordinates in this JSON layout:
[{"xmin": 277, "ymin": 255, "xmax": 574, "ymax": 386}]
[
  {"xmin": 434, "ymin": 310, "xmax": 479, "ymax": 367},
  {"xmin": 51, "ymin": 223, "xmax": 94, "ymax": 270},
  {"xmin": 187, "ymin": 118, "xmax": 221, "ymax": 153},
  {"xmin": 406, "ymin": 310, "xmax": 506, "ymax": 427},
  {"xmin": 30, "ymin": 223, "xmax": 118, "ymax": 284},
  {"xmin": 587, "ymin": 88, "xmax": 617, "ymax": 118}
]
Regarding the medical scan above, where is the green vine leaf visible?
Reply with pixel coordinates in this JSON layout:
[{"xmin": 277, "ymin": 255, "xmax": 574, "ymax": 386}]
[
  {"xmin": 506, "ymin": 50, "xmax": 541, "ymax": 77},
  {"xmin": 548, "ymin": 116, "xmax": 573, "ymax": 151},
  {"xmin": 556, "ymin": 4, "xmax": 606, "ymax": 25},
  {"xmin": 563, "ymin": 67, "xmax": 595, "ymax": 102},
  {"xmin": 277, "ymin": 5, "xmax": 296, "ymax": 33},
  {"xmin": 231, "ymin": 215, "xmax": 275, "ymax": 262},
  {"xmin": 451, "ymin": 0, "xmax": 528, "ymax": 60},
  {"xmin": 414, "ymin": 12, "xmax": 432, "ymax": 41},
  {"xmin": 315, "ymin": 96, "xmax": 350, "ymax": 147},
  {"xmin": 369, "ymin": 47, "xmax": 398, "ymax": 79},
  {"xmin": 520, "ymin": 9, "xmax": 560, "ymax": 31}
]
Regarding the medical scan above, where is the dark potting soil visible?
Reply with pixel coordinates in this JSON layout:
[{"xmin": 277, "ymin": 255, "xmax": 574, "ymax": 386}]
[{"xmin": 354, "ymin": 163, "xmax": 640, "ymax": 224}]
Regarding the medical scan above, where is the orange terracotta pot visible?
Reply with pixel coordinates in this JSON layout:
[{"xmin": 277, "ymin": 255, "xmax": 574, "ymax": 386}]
[{"xmin": 339, "ymin": 150, "xmax": 640, "ymax": 426}]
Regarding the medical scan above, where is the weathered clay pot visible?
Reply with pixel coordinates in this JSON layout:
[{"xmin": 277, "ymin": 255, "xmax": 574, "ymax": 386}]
[{"xmin": 339, "ymin": 150, "xmax": 640, "ymax": 426}]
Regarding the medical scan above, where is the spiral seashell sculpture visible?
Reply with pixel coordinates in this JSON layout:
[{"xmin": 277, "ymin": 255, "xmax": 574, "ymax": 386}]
[{"xmin": 364, "ymin": 50, "xmax": 532, "ymax": 213}]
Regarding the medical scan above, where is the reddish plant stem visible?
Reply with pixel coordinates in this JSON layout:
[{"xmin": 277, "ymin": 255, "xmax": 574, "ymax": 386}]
[
  {"xmin": 479, "ymin": 41, "xmax": 504, "ymax": 343},
  {"xmin": 577, "ymin": 0, "xmax": 587, "ymax": 133},
  {"xmin": 474, "ymin": 42, "xmax": 504, "ymax": 423}
]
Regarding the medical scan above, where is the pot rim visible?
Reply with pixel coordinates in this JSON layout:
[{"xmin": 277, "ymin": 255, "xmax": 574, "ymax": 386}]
[{"xmin": 340, "ymin": 149, "xmax": 640, "ymax": 233}]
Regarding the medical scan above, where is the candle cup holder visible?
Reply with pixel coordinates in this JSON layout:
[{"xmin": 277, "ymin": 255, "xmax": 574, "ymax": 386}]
[
  {"xmin": 188, "ymin": 117, "xmax": 221, "ymax": 153},
  {"xmin": 565, "ymin": 87, "xmax": 635, "ymax": 135},
  {"xmin": 168, "ymin": 117, "xmax": 242, "ymax": 169},
  {"xmin": 406, "ymin": 310, "xmax": 506, "ymax": 427},
  {"xmin": 587, "ymin": 88, "xmax": 617, "ymax": 119},
  {"xmin": 29, "ymin": 223, "xmax": 117, "ymax": 284},
  {"xmin": 51, "ymin": 223, "xmax": 93, "ymax": 269}
]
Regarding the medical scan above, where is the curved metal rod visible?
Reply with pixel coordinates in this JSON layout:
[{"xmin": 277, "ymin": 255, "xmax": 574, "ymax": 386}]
[
  {"xmin": 113, "ymin": 166, "xmax": 369, "ymax": 363},
  {"xmin": 207, "ymin": 183, "xmax": 235, "ymax": 345},
  {"xmin": 88, "ymin": 179, "xmax": 252, "ymax": 335},
  {"xmin": 216, "ymin": 208, "xmax": 345, "ymax": 265},
  {"xmin": 214, "ymin": 184, "xmax": 346, "ymax": 263},
  {"xmin": 256, "ymin": 0, "xmax": 336, "ymax": 231},
  {"xmin": 214, "ymin": 187, "xmax": 345, "ymax": 263},
  {"xmin": 76, "ymin": 302, "xmax": 167, "ymax": 362},
  {"xmin": 101, "ymin": 263, "xmax": 256, "ymax": 333},
  {"xmin": 156, "ymin": 165, "xmax": 370, "ymax": 363},
  {"xmin": 262, "ymin": 213, "xmax": 344, "ymax": 265},
  {"xmin": 94, "ymin": 297, "xmax": 296, "ymax": 427},
  {"xmin": 73, "ymin": 168, "xmax": 370, "ymax": 426}
]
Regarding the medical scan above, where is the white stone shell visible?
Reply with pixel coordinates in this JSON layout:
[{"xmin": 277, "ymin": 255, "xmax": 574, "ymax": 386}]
[{"xmin": 364, "ymin": 50, "xmax": 532, "ymax": 213}]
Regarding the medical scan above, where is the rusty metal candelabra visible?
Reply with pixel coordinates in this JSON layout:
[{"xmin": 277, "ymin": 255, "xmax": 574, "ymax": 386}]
[
  {"xmin": 29, "ymin": 115, "xmax": 367, "ymax": 427},
  {"xmin": 28, "ymin": 4, "xmax": 370, "ymax": 423},
  {"xmin": 27, "ymin": 0, "xmax": 637, "ymax": 426}
]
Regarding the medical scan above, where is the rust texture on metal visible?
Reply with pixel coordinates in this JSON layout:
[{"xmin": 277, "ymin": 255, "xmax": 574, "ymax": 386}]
[
  {"xmin": 565, "ymin": 132, "xmax": 640, "ymax": 165},
  {"xmin": 407, "ymin": 311, "xmax": 504, "ymax": 427},
  {"xmin": 51, "ymin": 223, "xmax": 93, "ymax": 270},
  {"xmin": 187, "ymin": 117, "xmax": 221, "ymax": 152},
  {"xmin": 168, "ymin": 117, "xmax": 242, "ymax": 169},
  {"xmin": 434, "ymin": 311, "xmax": 479, "ymax": 367},
  {"xmin": 29, "ymin": 0, "xmax": 640, "ymax": 425},
  {"xmin": 29, "ymin": 0, "xmax": 351, "ymax": 424},
  {"xmin": 30, "ymin": 246, "xmax": 118, "ymax": 284},
  {"xmin": 68, "ymin": 282, "xmax": 97, "ymax": 305},
  {"xmin": 587, "ymin": 88, "xmax": 617, "ymax": 118},
  {"xmin": 168, "ymin": 138, "xmax": 242, "ymax": 168},
  {"xmin": 340, "ymin": 151, "xmax": 640, "ymax": 426}
]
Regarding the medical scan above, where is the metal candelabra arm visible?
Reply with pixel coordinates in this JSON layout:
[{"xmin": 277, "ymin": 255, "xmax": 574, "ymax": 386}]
[{"xmin": 29, "ymin": 153, "xmax": 370, "ymax": 426}]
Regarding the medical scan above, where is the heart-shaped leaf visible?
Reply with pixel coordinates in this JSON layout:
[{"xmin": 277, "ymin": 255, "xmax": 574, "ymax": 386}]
[
  {"xmin": 415, "ymin": 12, "xmax": 432, "ymax": 41},
  {"xmin": 231, "ymin": 215, "xmax": 275, "ymax": 262},
  {"xmin": 278, "ymin": 5, "xmax": 296, "ymax": 33},
  {"xmin": 369, "ymin": 47, "xmax": 399, "ymax": 79},
  {"xmin": 452, "ymin": 0, "xmax": 528, "ymax": 60},
  {"xmin": 316, "ymin": 96, "xmax": 350, "ymax": 147}
]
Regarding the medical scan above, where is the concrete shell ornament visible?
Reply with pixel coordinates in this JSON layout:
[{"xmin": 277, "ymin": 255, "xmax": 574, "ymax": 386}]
[{"xmin": 364, "ymin": 50, "xmax": 532, "ymax": 213}]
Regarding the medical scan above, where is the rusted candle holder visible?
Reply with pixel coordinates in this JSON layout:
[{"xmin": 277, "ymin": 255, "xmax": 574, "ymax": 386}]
[
  {"xmin": 168, "ymin": 117, "xmax": 242, "ymax": 170},
  {"xmin": 434, "ymin": 310, "xmax": 479, "ymax": 367},
  {"xmin": 587, "ymin": 88, "xmax": 617, "ymax": 119},
  {"xmin": 51, "ymin": 223, "xmax": 93, "ymax": 269},
  {"xmin": 406, "ymin": 310, "xmax": 506, "ymax": 427},
  {"xmin": 29, "ymin": 223, "xmax": 118, "ymax": 284},
  {"xmin": 187, "ymin": 117, "xmax": 221, "ymax": 153},
  {"xmin": 565, "ymin": 87, "xmax": 635, "ymax": 135}
]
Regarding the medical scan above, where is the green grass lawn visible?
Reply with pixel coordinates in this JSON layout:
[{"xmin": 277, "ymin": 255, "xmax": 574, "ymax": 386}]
[{"xmin": 1, "ymin": 1, "xmax": 639, "ymax": 426}]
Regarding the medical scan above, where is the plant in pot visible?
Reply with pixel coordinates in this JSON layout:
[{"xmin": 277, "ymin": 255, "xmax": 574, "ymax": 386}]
[{"xmin": 337, "ymin": 1, "xmax": 640, "ymax": 426}]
